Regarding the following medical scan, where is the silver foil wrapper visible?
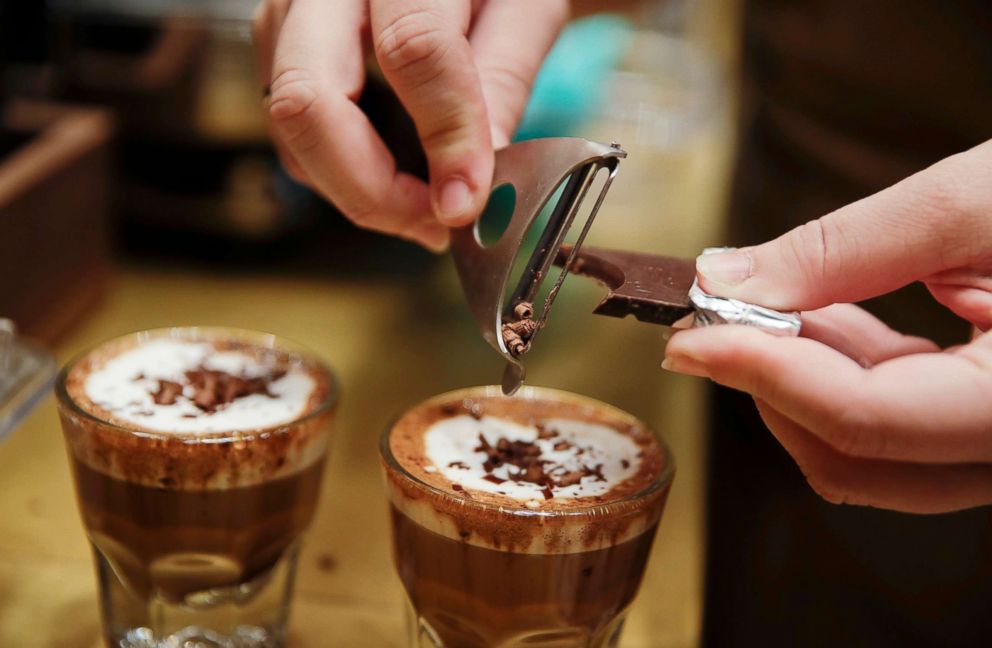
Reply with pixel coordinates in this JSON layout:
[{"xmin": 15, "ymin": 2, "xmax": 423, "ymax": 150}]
[{"xmin": 688, "ymin": 248, "xmax": 802, "ymax": 337}]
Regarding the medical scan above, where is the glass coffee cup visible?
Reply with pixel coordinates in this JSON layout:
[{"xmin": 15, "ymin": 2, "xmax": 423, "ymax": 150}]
[
  {"xmin": 56, "ymin": 327, "xmax": 337, "ymax": 647},
  {"xmin": 381, "ymin": 386, "xmax": 674, "ymax": 648}
]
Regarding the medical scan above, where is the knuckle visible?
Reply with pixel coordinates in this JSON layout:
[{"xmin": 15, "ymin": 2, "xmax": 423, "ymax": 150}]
[
  {"xmin": 418, "ymin": 107, "xmax": 475, "ymax": 149},
  {"xmin": 269, "ymin": 69, "xmax": 317, "ymax": 117},
  {"xmin": 787, "ymin": 220, "xmax": 827, "ymax": 281},
  {"xmin": 785, "ymin": 217, "xmax": 849, "ymax": 303},
  {"xmin": 267, "ymin": 69, "xmax": 320, "ymax": 144},
  {"xmin": 375, "ymin": 11, "xmax": 450, "ymax": 78},
  {"xmin": 478, "ymin": 63, "xmax": 532, "ymax": 101}
]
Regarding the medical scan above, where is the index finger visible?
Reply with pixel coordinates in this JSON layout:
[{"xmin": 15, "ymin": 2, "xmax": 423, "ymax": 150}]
[
  {"xmin": 269, "ymin": 0, "xmax": 448, "ymax": 250},
  {"xmin": 371, "ymin": 0, "xmax": 493, "ymax": 227}
]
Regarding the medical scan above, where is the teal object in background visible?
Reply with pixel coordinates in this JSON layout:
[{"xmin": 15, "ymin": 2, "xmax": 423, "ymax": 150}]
[{"xmin": 514, "ymin": 15, "xmax": 632, "ymax": 141}]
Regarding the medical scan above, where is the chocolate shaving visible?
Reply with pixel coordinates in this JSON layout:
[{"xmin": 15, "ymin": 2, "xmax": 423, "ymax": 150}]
[
  {"xmin": 621, "ymin": 459, "xmax": 630, "ymax": 469},
  {"xmin": 536, "ymin": 424, "xmax": 558, "ymax": 440},
  {"xmin": 448, "ymin": 461, "xmax": 469, "ymax": 470},
  {"xmin": 452, "ymin": 484, "xmax": 464, "ymax": 492},
  {"xmin": 183, "ymin": 366, "xmax": 280, "ymax": 413},
  {"xmin": 556, "ymin": 470, "xmax": 586, "ymax": 487},
  {"xmin": 152, "ymin": 380, "xmax": 183, "ymax": 405},
  {"xmin": 473, "ymin": 427, "xmax": 610, "ymax": 495},
  {"xmin": 465, "ymin": 400, "xmax": 484, "ymax": 420},
  {"xmin": 146, "ymin": 362, "xmax": 286, "ymax": 414},
  {"xmin": 502, "ymin": 301, "xmax": 539, "ymax": 357}
]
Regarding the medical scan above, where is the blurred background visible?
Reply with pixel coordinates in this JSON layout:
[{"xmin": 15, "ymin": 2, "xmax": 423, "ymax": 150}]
[{"xmin": 3, "ymin": 0, "xmax": 990, "ymax": 646}]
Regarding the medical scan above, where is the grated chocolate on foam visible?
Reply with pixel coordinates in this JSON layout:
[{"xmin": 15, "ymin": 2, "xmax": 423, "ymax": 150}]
[
  {"xmin": 79, "ymin": 339, "xmax": 317, "ymax": 434},
  {"xmin": 384, "ymin": 388, "xmax": 672, "ymax": 554},
  {"xmin": 61, "ymin": 333, "xmax": 335, "ymax": 490}
]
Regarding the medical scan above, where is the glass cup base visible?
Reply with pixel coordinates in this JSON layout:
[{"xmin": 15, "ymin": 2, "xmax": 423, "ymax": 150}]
[
  {"xmin": 97, "ymin": 543, "xmax": 300, "ymax": 648},
  {"xmin": 405, "ymin": 599, "xmax": 628, "ymax": 648}
]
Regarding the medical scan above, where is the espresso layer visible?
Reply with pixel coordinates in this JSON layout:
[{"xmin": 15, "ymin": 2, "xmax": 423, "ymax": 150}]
[
  {"xmin": 60, "ymin": 330, "xmax": 335, "ymax": 490},
  {"xmin": 391, "ymin": 503, "xmax": 656, "ymax": 647},
  {"xmin": 384, "ymin": 387, "xmax": 671, "ymax": 553},
  {"xmin": 74, "ymin": 455, "xmax": 324, "ymax": 602}
]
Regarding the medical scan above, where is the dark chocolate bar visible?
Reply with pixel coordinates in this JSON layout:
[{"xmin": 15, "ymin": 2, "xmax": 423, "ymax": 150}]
[{"xmin": 554, "ymin": 245, "xmax": 696, "ymax": 326}]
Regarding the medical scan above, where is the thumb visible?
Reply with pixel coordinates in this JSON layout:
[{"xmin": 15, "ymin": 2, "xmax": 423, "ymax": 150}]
[
  {"xmin": 697, "ymin": 140, "xmax": 992, "ymax": 311},
  {"xmin": 372, "ymin": 0, "xmax": 493, "ymax": 227}
]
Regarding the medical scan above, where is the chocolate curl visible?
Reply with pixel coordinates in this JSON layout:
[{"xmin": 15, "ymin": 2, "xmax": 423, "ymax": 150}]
[
  {"xmin": 502, "ymin": 301, "xmax": 539, "ymax": 357},
  {"xmin": 502, "ymin": 325, "xmax": 529, "ymax": 356},
  {"xmin": 513, "ymin": 302, "xmax": 534, "ymax": 320}
]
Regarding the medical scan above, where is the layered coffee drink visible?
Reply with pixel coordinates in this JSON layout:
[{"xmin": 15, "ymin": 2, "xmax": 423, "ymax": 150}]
[
  {"xmin": 382, "ymin": 386, "xmax": 673, "ymax": 648},
  {"xmin": 56, "ymin": 328, "xmax": 336, "ymax": 648}
]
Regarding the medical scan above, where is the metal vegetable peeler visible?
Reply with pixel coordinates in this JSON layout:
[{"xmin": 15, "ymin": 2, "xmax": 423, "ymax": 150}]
[
  {"xmin": 451, "ymin": 138, "xmax": 624, "ymax": 395},
  {"xmin": 451, "ymin": 137, "xmax": 800, "ymax": 396}
]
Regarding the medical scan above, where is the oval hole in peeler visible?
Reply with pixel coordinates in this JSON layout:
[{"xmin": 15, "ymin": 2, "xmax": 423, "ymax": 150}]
[{"xmin": 475, "ymin": 183, "xmax": 517, "ymax": 248}]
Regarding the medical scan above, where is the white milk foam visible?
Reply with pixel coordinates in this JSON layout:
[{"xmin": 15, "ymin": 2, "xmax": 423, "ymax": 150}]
[
  {"xmin": 425, "ymin": 415, "xmax": 641, "ymax": 501},
  {"xmin": 84, "ymin": 339, "xmax": 316, "ymax": 434}
]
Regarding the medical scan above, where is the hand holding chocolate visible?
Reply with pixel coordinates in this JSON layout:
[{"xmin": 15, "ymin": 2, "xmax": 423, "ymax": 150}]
[{"xmin": 665, "ymin": 139, "xmax": 992, "ymax": 513}]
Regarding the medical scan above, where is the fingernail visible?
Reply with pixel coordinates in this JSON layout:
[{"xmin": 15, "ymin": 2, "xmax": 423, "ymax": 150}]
[
  {"xmin": 661, "ymin": 355, "xmax": 710, "ymax": 378},
  {"xmin": 696, "ymin": 249, "xmax": 752, "ymax": 286},
  {"xmin": 436, "ymin": 177, "xmax": 473, "ymax": 225}
]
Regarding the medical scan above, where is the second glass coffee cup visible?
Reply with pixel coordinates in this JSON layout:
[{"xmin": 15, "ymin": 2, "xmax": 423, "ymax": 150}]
[{"xmin": 381, "ymin": 386, "xmax": 675, "ymax": 648}]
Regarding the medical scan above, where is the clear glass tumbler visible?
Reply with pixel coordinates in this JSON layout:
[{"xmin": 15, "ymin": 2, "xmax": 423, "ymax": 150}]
[
  {"xmin": 56, "ymin": 327, "xmax": 337, "ymax": 648},
  {"xmin": 381, "ymin": 386, "xmax": 674, "ymax": 648}
]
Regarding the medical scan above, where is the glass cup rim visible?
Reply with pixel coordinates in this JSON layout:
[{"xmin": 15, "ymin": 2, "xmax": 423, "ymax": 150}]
[
  {"xmin": 55, "ymin": 326, "xmax": 339, "ymax": 442},
  {"xmin": 380, "ymin": 385, "xmax": 675, "ymax": 519}
]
